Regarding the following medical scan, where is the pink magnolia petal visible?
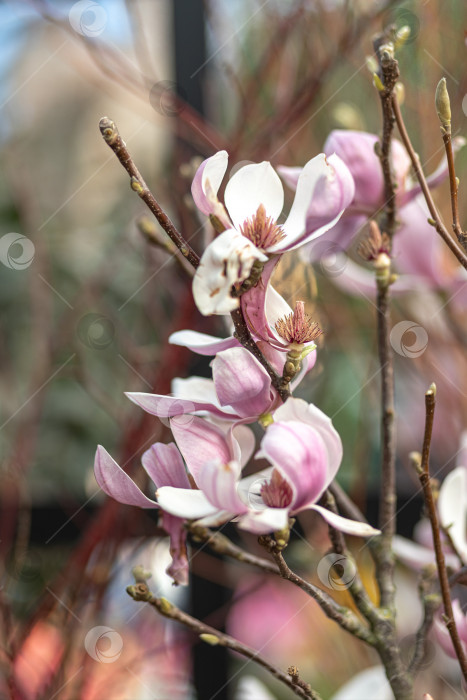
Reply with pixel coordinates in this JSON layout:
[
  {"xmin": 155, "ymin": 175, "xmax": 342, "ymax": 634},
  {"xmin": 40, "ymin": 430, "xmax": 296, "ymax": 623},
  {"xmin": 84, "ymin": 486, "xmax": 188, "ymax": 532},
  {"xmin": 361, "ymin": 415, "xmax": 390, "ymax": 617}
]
[
  {"xmin": 193, "ymin": 229, "xmax": 266, "ymax": 316},
  {"xmin": 213, "ymin": 347, "xmax": 274, "ymax": 418},
  {"xmin": 141, "ymin": 442, "xmax": 190, "ymax": 489},
  {"xmin": 196, "ymin": 460, "xmax": 248, "ymax": 513},
  {"xmin": 170, "ymin": 414, "xmax": 232, "ymax": 481},
  {"xmin": 237, "ymin": 507, "xmax": 290, "ymax": 534},
  {"xmin": 304, "ymin": 214, "xmax": 367, "ymax": 258},
  {"xmin": 94, "ymin": 446, "xmax": 158, "ymax": 508},
  {"xmin": 232, "ymin": 424, "xmax": 256, "ymax": 467},
  {"xmin": 309, "ymin": 504, "xmax": 380, "ymax": 536},
  {"xmin": 240, "ymin": 258, "xmax": 281, "ymax": 344},
  {"xmin": 160, "ymin": 511, "xmax": 189, "ymax": 586},
  {"xmin": 169, "ymin": 329, "xmax": 238, "ymax": 355},
  {"xmin": 225, "ymin": 161, "xmax": 284, "ymax": 229},
  {"xmin": 191, "ymin": 150, "xmax": 228, "ymax": 215},
  {"xmin": 156, "ymin": 486, "xmax": 219, "ymax": 519},
  {"xmin": 126, "ymin": 391, "xmax": 223, "ymax": 419},
  {"xmin": 272, "ymin": 398, "xmax": 343, "ymax": 487},
  {"xmin": 259, "ymin": 420, "xmax": 328, "ymax": 508}
]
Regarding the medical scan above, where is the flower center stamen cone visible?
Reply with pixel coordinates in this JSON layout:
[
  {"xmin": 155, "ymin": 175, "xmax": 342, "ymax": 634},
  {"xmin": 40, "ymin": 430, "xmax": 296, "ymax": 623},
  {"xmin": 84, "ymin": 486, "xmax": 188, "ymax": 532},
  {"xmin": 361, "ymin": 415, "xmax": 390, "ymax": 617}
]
[{"xmin": 240, "ymin": 203, "xmax": 285, "ymax": 250}]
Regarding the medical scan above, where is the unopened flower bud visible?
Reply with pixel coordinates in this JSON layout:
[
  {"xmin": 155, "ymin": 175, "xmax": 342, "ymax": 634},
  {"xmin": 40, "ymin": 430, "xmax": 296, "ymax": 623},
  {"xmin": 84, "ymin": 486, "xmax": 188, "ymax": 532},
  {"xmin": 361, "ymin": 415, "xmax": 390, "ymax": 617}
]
[
  {"xmin": 200, "ymin": 633, "xmax": 221, "ymax": 646},
  {"xmin": 394, "ymin": 25, "xmax": 411, "ymax": 49},
  {"xmin": 435, "ymin": 78, "xmax": 451, "ymax": 134}
]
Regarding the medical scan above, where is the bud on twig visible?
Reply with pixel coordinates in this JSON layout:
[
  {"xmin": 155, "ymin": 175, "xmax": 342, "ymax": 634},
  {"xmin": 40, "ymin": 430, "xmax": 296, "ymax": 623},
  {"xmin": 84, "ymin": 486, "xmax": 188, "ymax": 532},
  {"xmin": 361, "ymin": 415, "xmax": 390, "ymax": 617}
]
[{"xmin": 435, "ymin": 78, "xmax": 451, "ymax": 134}]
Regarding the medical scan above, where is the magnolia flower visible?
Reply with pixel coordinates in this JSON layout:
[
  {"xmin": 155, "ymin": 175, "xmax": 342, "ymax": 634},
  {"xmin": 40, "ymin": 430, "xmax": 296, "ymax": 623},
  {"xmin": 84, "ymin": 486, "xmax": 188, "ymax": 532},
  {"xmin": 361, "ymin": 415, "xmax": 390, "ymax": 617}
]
[
  {"xmin": 280, "ymin": 129, "xmax": 464, "ymax": 254},
  {"xmin": 191, "ymin": 149, "xmax": 354, "ymax": 315},
  {"xmin": 94, "ymin": 442, "xmax": 190, "ymax": 585},
  {"xmin": 157, "ymin": 397, "xmax": 380, "ymax": 537}
]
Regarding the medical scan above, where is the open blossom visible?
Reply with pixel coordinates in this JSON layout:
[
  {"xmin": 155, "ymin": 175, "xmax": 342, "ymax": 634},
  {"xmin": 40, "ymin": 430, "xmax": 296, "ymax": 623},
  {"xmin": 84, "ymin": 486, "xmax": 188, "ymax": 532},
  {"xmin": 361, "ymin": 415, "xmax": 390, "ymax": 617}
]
[
  {"xmin": 157, "ymin": 397, "xmax": 380, "ymax": 537},
  {"xmin": 94, "ymin": 442, "xmax": 190, "ymax": 585},
  {"xmin": 191, "ymin": 149, "xmax": 354, "ymax": 315}
]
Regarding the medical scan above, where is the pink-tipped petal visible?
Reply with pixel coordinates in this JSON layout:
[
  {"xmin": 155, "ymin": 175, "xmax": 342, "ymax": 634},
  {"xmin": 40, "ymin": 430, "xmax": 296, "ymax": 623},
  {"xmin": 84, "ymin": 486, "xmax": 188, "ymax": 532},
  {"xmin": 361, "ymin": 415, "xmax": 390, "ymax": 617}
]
[
  {"xmin": 141, "ymin": 442, "xmax": 190, "ymax": 489},
  {"xmin": 225, "ymin": 161, "xmax": 284, "ymax": 229},
  {"xmin": 170, "ymin": 415, "xmax": 232, "ymax": 481},
  {"xmin": 259, "ymin": 420, "xmax": 329, "ymax": 509},
  {"xmin": 126, "ymin": 391, "xmax": 222, "ymax": 419},
  {"xmin": 191, "ymin": 150, "xmax": 229, "ymax": 215},
  {"xmin": 237, "ymin": 507, "xmax": 290, "ymax": 534},
  {"xmin": 272, "ymin": 398, "xmax": 343, "ymax": 487},
  {"xmin": 94, "ymin": 446, "xmax": 158, "ymax": 508},
  {"xmin": 196, "ymin": 460, "xmax": 247, "ymax": 513},
  {"xmin": 213, "ymin": 347, "xmax": 274, "ymax": 418}
]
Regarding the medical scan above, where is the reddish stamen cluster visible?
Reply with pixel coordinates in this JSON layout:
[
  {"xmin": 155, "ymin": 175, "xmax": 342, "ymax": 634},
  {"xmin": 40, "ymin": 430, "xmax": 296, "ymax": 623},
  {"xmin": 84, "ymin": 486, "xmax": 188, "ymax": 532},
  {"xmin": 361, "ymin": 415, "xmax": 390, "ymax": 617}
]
[
  {"xmin": 275, "ymin": 301, "xmax": 322, "ymax": 345},
  {"xmin": 240, "ymin": 203, "xmax": 285, "ymax": 250},
  {"xmin": 261, "ymin": 469, "xmax": 293, "ymax": 508},
  {"xmin": 358, "ymin": 220, "xmax": 391, "ymax": 262}
]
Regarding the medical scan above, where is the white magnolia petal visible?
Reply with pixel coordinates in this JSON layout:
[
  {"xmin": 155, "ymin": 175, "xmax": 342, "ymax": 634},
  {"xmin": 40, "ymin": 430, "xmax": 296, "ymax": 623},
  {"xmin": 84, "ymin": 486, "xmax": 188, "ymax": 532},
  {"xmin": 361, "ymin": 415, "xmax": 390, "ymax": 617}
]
[
  {"xmin": 392, "ymin": 535, "xmax": 436, "ymax": 568},
  {"xmin": 276, "ymin": 154, "xmax": 332, "ymax": 248},
  {"xmin": 193, "ymin": 229, "xmax": 266, "ymax": 316},
  {"xmin": 310, "ymin": 504, "xmax": 381, "ymax": 537},
  {"xmin": 171, "ymin": 376, "xmax": 220, "ymax": 407},
  {"xmin": 237, "ymin": 507, "xmax": 290, "ymax": 535},
  {"xmin": 191, "ymin": 150, "xmax": 228, "ymax": 215},
  {"xmin": 169, "ymin": 329, "xmax": 238, "ymax": 356},
  {"xmin": 330, "ymin": 666, "xmax": 392, "ymax": 700},
  {"xmin": 194, "ymin": 510, "xmax": 235, "ymax": 527},
  {"xmin": 232, "ymin": 424, "xmax": 256, "ymax": 468},
  {"xmin": 225, "ymin": 161, "xmax": 284, "ymax": 229},
  {"xmin": 156, "ymin": 486, "xmax": 218, "ymax": 519},
  {"xmin": 438, "ymin": 466, "xmax": 467, "ymax": 560}
]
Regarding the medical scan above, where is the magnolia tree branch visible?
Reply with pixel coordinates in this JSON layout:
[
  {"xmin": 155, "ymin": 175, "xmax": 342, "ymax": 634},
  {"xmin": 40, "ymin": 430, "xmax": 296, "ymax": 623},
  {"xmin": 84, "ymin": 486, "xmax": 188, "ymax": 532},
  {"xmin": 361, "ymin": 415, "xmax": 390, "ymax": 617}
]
[
  {"xmin": 99, "ymin": 117, "xmax": 201, "ymax": 269},
  {"xmin": 392, "ymin": 97, "xmax": 467, "ymax": 269},
  {"xmin": 126, "ymin": 580, "xmax": 320, "ymax": 699},
  {"xmin": 258, "ymin": 533, "xmax": 376, "ymax": 645},
  {"xmin": 408, "ymin": 577, "xmax": 441, "ymax": 675},
  {"xmin": 373, "ymin": 34, "xmax": 398, "ymax": 616},
  {"xmin": 415, "ymin": 385, "xmax": 467, "ymax": 684}
]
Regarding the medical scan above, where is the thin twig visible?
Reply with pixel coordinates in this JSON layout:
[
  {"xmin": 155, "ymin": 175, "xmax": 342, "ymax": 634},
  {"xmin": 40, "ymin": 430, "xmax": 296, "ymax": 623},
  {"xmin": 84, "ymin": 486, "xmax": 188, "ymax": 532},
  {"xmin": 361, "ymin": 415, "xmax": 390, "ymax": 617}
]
[
  {"xmin": 442, "ymin": 130, "xmax": 467, "ymax": 250},
  {"xmin": 392, "ymin": 97, "xmax": 467, "ymax": 270},
  {"xmin": 127, "ymin": 582, "xmax": 319, "ymax": 699},
  {"xmin": 99, "ymin": 117, "xmax": 200, "ymax": 269},
  {"xmin": 415, "ymin": 385, "xmax": 467, "ymax": 684},
  {"xmin": 258, "ymin": 534, "xmax": 375, "ymax": 645}
]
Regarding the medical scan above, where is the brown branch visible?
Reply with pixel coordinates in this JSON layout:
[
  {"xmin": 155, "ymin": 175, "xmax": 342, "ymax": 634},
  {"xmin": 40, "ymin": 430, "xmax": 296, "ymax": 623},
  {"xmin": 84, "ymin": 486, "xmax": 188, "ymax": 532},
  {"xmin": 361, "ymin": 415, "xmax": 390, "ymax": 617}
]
[
  {"xmin": 392, "ymin": 97, "xmax": 467, "ymax": 270},
  {"xmin": 258, "ymin": 534, "xmax": 375, "ymax": 645},
  {"xmin": 442, "ymin": 130, "xmax": 467, "ymax": 250},
  {"xmin": 408, "ymin": 579, "xmax": 441, "ymax": 675},
  {"xmin": 99, "ymin": 117, "xmax": 200, "ymax": 270},
  {"xmin": 415, "ymin": 385, "xmax": 467, "ymax": 684},
  {"xmin": 126, "ymin": 582, "xmax": 319, "ymax": 699}
]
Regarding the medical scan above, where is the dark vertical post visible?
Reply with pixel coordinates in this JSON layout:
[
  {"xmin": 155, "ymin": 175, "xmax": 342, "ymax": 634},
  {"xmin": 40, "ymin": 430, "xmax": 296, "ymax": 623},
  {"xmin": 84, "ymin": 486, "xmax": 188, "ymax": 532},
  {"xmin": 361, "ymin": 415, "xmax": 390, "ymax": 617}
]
[{"xmin": 172, "ymin": 3, "xmax": 230, "ymax": 698}]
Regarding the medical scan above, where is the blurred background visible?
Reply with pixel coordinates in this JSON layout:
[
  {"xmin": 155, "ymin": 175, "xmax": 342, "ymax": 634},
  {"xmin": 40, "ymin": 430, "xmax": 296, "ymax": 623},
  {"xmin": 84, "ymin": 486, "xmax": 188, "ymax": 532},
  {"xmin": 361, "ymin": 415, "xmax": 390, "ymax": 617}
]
[{"xmin": 1, "ymin": 0, "xmax": 467, "ymax": 698}]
